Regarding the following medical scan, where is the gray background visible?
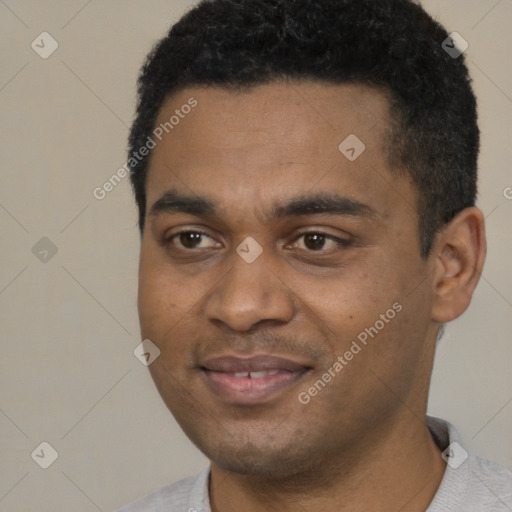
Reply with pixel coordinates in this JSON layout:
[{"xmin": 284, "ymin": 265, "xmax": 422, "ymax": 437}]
[{"xmin": 0, "ymin": 1, "xmax": 511, "ymax": 510}]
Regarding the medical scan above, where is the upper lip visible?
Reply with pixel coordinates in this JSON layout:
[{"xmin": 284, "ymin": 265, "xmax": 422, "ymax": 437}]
[{"xmin": 200, "ymin": 355, "xmax": 311, "ymax": 373}]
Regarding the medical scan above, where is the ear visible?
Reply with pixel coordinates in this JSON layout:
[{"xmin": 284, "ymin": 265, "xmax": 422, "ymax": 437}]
[{"xmin": 431, "ymin": 207, "xmax": 486, "ymax": 323}]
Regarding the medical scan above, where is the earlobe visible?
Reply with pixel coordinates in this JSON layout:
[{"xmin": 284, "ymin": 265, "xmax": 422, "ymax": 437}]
[{"xmin": 431, "ymin": 207, "xmax": 486, "ymax": 323}]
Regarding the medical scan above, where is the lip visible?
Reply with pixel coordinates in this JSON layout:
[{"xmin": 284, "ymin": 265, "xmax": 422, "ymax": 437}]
[{"xmin": 200, "ymin": 354, "xmax": 312, "ymax": 405}]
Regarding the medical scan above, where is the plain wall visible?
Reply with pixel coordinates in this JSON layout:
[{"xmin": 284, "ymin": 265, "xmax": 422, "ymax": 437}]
[{"xmin": 0, "ymin": 1, "xmax": 511, "ymax": 510}]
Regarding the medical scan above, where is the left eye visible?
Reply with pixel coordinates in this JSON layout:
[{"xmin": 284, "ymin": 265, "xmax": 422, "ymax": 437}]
[
  {"xmin": 292, "ymin": 233, "xmax": 345, "ymax": 251},
  {"xmin": 169, "ymin": 231, "xmax": 220, "ymax": 249}
]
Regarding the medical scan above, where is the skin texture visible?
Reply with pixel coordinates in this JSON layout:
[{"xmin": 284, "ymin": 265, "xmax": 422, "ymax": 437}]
[{"xmin": 137, "ymin": 81, "xmax": 486, "ymax": 511}]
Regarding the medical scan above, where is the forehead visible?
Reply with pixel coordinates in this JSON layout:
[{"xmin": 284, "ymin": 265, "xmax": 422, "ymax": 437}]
[{"xmin": 145, "ymin": 81, "xmax": 409, "ymax": 219}]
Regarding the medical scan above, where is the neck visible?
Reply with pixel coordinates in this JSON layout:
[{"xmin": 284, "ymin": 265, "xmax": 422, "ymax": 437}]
[{"xmin": 209, "ymin": 413, "xmax": 446, "ymax": 512}]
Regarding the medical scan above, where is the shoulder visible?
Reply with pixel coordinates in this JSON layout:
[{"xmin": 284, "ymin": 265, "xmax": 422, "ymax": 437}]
[
  {"xmin": 427, "ymin": 416, "xmax": 512, "ymax": 511},
  {"xmin": 466, "ymin": 454, "xmax": 512, "ymax": 509},
  {"xmin": 112, "ymin": 468, "xmax": 210, "ymax": 512}
]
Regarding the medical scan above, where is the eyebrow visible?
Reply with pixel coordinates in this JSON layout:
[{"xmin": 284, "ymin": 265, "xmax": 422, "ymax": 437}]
[
  {"xmin": 148, "ymin": 189, "xmax": 378, "ymax": 220},
  {"xmin": 149, "ymin": 189, "xmax": 216, "ymax": 217},
  {"xmin": 272, "ymin": 193, "xmax": 378, "ymax": 219}
]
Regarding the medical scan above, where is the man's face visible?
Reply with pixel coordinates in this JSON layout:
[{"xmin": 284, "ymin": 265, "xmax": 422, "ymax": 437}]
[{"xmin": 138, "ymin": 82, "xmax": 438, "ymax": 476}]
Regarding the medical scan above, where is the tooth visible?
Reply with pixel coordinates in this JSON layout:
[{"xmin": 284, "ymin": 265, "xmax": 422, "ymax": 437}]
[
  {"xmin": 233, "ymin": 372, "xmax": 249, "ymax": 378},
  {"xmin": 249, "ymin": 371, "xmax": 269, "ymax": 378},
  {"xmin": 266, "ymin": 369, "xmax": 279, "ymax": 376}
]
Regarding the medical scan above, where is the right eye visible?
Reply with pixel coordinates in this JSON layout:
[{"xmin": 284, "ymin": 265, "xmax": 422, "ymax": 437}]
[{"xmin": 166, "ymin": 231, "xmax": 221, "ymax": 250}]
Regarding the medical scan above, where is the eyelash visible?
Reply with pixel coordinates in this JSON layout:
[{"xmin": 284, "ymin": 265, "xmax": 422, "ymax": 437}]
[
  {"xmin": 164, "ymin": 230, "xmax": 352, "ymax": 253},
  {"xmin": 289, "ymin": 231, "xmax": 353, "ymax": 251},
  {"xmin": 164, "ymin": 230, "xmax": 219, "ymax": 250}
]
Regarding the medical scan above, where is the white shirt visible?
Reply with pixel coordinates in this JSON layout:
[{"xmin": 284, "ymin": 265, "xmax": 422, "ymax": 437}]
[{"xmin": 114, "ymin": 416, "xmax": 512, "ymax": 511}]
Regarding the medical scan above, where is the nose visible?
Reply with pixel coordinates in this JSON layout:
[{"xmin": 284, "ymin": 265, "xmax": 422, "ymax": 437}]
[{"xmin": 205, "ymin": 253, "xmax": 295, "ymax": 332}]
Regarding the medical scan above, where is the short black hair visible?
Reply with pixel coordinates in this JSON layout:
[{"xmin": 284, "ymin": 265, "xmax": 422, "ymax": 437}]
[{"xmin": 129, "ymin": 0, "xmax": 479, "ymax": 256}]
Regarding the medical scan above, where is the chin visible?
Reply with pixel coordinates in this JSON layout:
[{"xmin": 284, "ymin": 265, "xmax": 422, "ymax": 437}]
[{"xmin": 195, "ymin": 431, "xmax": 320, "ymax": 478}]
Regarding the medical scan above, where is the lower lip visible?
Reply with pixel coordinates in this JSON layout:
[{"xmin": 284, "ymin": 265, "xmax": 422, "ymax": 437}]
[{"xmin": 203, "ymin": 369, "xmax": 308, "ymax": 404}]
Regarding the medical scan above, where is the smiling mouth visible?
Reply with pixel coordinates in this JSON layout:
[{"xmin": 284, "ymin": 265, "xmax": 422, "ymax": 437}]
[
  {"xmin": 224, "ymin": 369, "xmax": 282, "ymax": 378},
  {"xmin": 200, "ymin": 355, "xmax": 312, "ymax": 405}
]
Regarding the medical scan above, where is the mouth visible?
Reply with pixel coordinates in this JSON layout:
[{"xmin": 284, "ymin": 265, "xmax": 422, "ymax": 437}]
[{"xmin": 200, "ymin": 354, "xmax": 312, "ymax": 405}]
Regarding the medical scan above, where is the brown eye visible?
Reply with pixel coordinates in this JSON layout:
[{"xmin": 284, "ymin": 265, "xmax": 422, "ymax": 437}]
[
  {"xmin": 165, "ymin": 231, "xmax": 220, "ymax": 250},
  {"xmin": 179, "ymin": 232, "xmax": 204, "ymax": 248},
  {"xmin": 303, "ymin": 233, "xmax": 327, "ymax": 251},
  {"xmin": 290, "ymin": 231, "xmax": 352, "ymax": 253}
]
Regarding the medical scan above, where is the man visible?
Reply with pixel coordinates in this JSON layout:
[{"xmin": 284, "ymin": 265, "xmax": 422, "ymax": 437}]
[{"xmin": 117, "ymin": 0, "xmax": 512, "ymax": 510}]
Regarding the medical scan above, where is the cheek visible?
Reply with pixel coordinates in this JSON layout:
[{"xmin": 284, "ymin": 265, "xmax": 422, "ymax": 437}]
[
  {"xmin": 138, "ymin": 246, "xmax": 182, "ymax": 339},
  {"xmin": 292, "ymin": 247, "xmax": 430, "ymax": 368},
  {"xmin": 294, "ymin": 259, "xmax": 400, "ymax": 333},
  {"xmin": 138, "ymin": 266, "xmax": 199, "ymax": 379},
  {"xmin": 137, "ymin": 245, "xmax": 216, "ymax": 341}
]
